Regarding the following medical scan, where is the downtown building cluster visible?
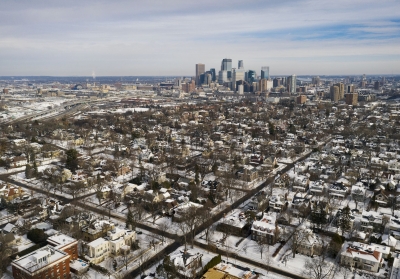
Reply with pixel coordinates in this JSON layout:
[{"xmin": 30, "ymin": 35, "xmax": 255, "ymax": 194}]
[{"xmin": 194, "ymin": 59, "xmax": 297, "ymax": 94}]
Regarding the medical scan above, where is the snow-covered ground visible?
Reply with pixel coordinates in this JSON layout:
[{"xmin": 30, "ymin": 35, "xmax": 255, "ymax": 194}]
[{"xmin": 137, "ymin": 245, "xmax": 292, "ymax": 279}]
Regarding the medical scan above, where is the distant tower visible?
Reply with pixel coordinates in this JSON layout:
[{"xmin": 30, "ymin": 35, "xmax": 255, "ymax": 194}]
[
  {"xmin": 287, "ymin": 75, "xmax": 297, "ymax": 94},
  {"xmin": 261, "ymin": 66, "xmax": 270, "ymax": 80},
  {"xmin": 210, "ymin": 68, "xmax": 216, "ymax": 82},
  {"xmin": 247, "ymin": 70, "xmax": 257, "ymax": 83},
  {"xmin": 330, "ymin": 85, "xmax": 340, "ymax": 102},
  {"xmin": 195, "ymin": 63, "xmax": 205, "ymax": 86},
  {"xmin": 238, "ymin": 60, "xmax": 244, "ymax": 69},
  {"xmin": 221, "ymin": 58, "xmax": 232, "ymax": 79}
]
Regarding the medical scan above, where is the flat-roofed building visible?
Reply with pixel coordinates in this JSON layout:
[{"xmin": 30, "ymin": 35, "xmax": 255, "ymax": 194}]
[{"xmin": 12, "ymin": 245, "xmax": 71, "ymax": 279}]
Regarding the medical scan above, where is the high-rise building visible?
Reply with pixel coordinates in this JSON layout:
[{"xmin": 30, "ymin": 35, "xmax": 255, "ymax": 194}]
[
  {"xmin": 335, "ymin": 82, "xmax": 345, "ymax": 99},
  {"xmin": 182, "ymin": 80, "xmax": 195, "ymax": 93},
  {"xmin": 221, "ymin": 58, "xmax": 232, "ymax": 79},
  {"xmin": 247, "ymin": 70, "xmax": 257, "ymax": 83},
  {"xmin": 259, "ymin": 79, "xmax": 273, "ymax": 92},
  {"xmin": 210, "ymin": 68, "xmax": 216, "ymax": 82},
  {"xmin": 281, "ymin": 77, "xmax": 287, "ymax": 87},
  {"xmin": 238, "ymin": 60, "xmax": 244, "ymax": 69},
  {"xmin": 218, "ymin": 70, "xmax": 228, "ymax": 84},
  {"xmin": 345, "ymin": 93, "xmax": 358, "ymax": 106},
  {"xmin": 330, "ymin": 85, "xmax": 340, "ymax": 102},
  {"xmin": 232, "ymin": 68, "xmax": 245, "ymax": 92},
  {"xmin": 238, "ymin": 84, "xmax": 244, "ymax": 94},
  {"xmin": 347, "ymin": 84, "xmax": 355, "ymax": 93},
  {"xmin": 287, "ymin": 75, "xmax": 297, "ymax": 94},
  {"xmin": 297, "ymin": 95, "xmax": 307, "ymax": 104},
  {"xmin": 374, "ymin": 81, "xmax": 380, "ymax": 90},
  {"xmin": 261, "ymin": 66, "xmax": 269, "ymax": 80},
  {"xmin": 195, "ymin": 63, "xmax": 205, "ymax": 86},
  {"xmin": 312, "ymin": 76, "xmax": 321, "ymax": 86},
  {"xmin": 273, "ymin": 78, "xmax": 281, "ymax": 87}
]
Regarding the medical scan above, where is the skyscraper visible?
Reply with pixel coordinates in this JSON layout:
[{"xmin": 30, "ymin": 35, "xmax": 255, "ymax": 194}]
[
  {"xmin": 221, "ymin": 58, "xmax": 232, "ymax": 79},
  {"xmin": 261, "ymin": 66, "xmax": 269, "ymax": 80},
  {"xmin": 247, "ymin": 70, "xmax": 256, "ymax": 83},
  {"xmin": 330, "ymin": 85, "xmax": 340, "ymax": 102},
  {"xmin": 218, "ymin": 70, "xmax": 228, "ymax": 84},
  {"xmin": 195, "ymin": 63, "xmax": 205, "ymax": 86},
  {"xmin": 238, "ymin": 60, "xmax": 244, "ymax": 69},
  {"xmin": 232, "ymin": 68, "xmax": 245, "ymax": 92},
  {"xmin": 287, "ymin": 75, "xmax": 297, "ymax": 94},
  {"xmin": 210, "ymin": 68, "xmax": 216, "ymax": 82}
]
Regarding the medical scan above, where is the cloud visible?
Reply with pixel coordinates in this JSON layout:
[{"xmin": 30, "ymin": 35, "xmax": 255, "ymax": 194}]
[{"xmin": 0, "ymin": 0, "xmax": 399, "ymax": 75}]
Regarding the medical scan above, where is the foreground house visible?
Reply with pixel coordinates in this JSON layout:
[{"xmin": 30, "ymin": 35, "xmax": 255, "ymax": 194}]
[{"xmin": 340, "ymin": 242, "xmax": 390, "ymax": 272}]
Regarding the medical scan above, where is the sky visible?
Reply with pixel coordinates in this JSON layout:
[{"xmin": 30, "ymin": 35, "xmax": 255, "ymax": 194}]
[{"xmin": 0, "ymin": 0, "xmax": 400, "ymax": 76}]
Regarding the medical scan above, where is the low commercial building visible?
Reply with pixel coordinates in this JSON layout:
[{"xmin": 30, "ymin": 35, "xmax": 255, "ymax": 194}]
[
  {"xmin": 12, "ymin": 245, "xmax": 71, "ymax": 279},
  {"xmin": 47, "ymin": 233, "xmax": 79, "ymax": 260}
]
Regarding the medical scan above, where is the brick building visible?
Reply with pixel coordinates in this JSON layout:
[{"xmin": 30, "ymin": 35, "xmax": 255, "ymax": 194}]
[
  {"xmin": 47, "ymin": 233, "xmax": 79, "ymax": 260},
  {"xmin": 12, "ymin": 246, "xmax": 71, "ymax": 279}
]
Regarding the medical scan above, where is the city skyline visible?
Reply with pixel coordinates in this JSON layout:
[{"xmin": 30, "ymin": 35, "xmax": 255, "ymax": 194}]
[{"xmin": 1, "ymin": 0, "xmax": 400, "ymax": 76}]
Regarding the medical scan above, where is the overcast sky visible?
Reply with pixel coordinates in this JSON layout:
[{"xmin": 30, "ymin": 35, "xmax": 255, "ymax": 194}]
[{"xmin": 1, "ymin": 0, "xmax": 400, "ymax": 76}]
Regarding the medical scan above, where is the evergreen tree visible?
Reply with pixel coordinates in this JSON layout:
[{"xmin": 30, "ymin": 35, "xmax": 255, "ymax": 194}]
[
  {"xmin": 65, "ymin": 149, "xmax": 78, "ymax": 173},
  {"xmin": 268, "ymin": 121, "xmax": 275, "ymax": 136},
  {"xmin": 25, "ymin": 164, "xmax": 32, "ymax": 179},
  {"xmin": 339, "ymin": 205, "xmax": 352, "ymax": 236},
  {"xmin": 310, "ymin": 203, "xmax": 327, "ymax": 229},
  {"xmin": 126, "ymin": 209, "xmax": 134, "ymax": 229}
]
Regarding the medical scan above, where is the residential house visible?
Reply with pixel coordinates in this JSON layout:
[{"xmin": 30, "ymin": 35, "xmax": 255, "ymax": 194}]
[
  {"xmin": 263, "ymin": 156, "xmax": 277, "ymax": 169},
  {"xmin": 82, "ymin": 220, "xmax": 115, "ymax": 242},
  {"xmin": 251, "ymin": 214, "xmax": 279, "ymax": 245},
  {"xmin": 292, "ymin": 174, "xmax": 309, "ymax": 192},
  {"xmin": 374, "ymin": 191, "xmax": 389, "ymax": 207},
  {"xmin": 268, "ymin": 194, "xmax": 286, "ymax": 213},
  {"xmin": 360, "ymin": 211, "xmax": 387, "ymax": 233},
  {"xmin": 340, "ymin": 241, "xmax": 389, "ymax": 272},
  {"xmin": 329, "ymin": 182, "xmax": 348, "ymax": 199},
  {"xmin": 86, "ymin": 238, "xmax": 110, "ymax": 264},
  {"xmin": 170, "ymin": 249, "xmax": 203, "ymax": 278},
  {"xmin": 274, "ymin": 173, "xmax": 290, "ymax": 188},
  {"xmin": 351, "ymin": 183, "xmax": 366, "ymax": 203},
  {"xmin": 248, "ymin": 192, "xmax": 268, "ymax": 211},
  {"xmin": 217, "ymin": 209, "xmax": 249, "ymax": 237},
  {"xmin": 235, "ymin": 165, "xmax": 258, "ymax": 182},
  {"xmin": 297, "ymin": 228, "xmax": 324, "ymax": 257},
  {"xmin": 309, "ymin": 180, "xmax": 325, "ymax": 196}
]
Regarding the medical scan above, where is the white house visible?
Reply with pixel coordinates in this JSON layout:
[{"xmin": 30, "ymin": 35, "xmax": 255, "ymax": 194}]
[{"xmin": 340, "ymin": 242, "xmax": 389, "ymax": 273}]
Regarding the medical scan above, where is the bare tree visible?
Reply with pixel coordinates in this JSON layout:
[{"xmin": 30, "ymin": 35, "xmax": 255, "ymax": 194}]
[
  {"xmin": 256, "ymin": 238, "xmax": 267, "ymax": 259},
  {"xmin": 0, "ymin": 234, "xmax": 14, "ymax": 278},
  {"xmin": 121, "ymin": 246, "xmax": 131, "ymax": 270},
  {"xmin": 290, "ymin": 226, "xmax": 307, "ymax": 258},
  {"xmin": 303, "ymin": 255, "xmax": 336, "ymax": 279},
  {"xmin": 265, "ymin": 245, "xmax": 271, "ymax": 274},
  {"xmin": 158, "ymin": 220, "xmax": 169, "ymax": 244}
]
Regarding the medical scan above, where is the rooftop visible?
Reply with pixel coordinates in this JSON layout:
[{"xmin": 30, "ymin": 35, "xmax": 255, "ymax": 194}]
[{"xmin": 12, "ymin": 245, "xmax": 69, "ymax": 273}]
